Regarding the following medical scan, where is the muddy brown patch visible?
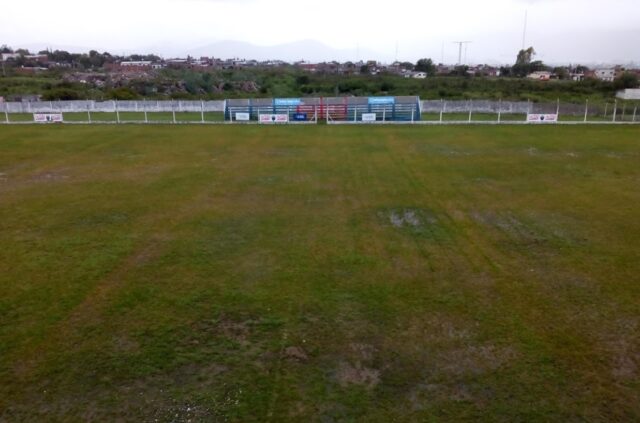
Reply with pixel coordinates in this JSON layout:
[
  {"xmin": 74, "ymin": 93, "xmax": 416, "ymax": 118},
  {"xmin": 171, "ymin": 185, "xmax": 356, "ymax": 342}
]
[
  {"xmin": 283, "ymin": 346, "xmax": 308, "ymax": 362},
  {"xmin": 333, "ymin": 342, "xmax": 381, "ymax": 389}
]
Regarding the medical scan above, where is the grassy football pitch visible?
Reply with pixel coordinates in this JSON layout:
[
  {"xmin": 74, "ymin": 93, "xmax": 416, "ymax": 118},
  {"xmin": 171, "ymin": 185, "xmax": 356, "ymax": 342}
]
[{"xmin": 0, "ymin": 124, "xmax": 639, "ymax": 421}]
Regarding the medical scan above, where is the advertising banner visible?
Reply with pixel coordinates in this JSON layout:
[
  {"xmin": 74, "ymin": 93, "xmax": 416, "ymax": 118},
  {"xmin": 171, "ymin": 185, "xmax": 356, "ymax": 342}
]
[
  {"xmin": 292, "ymin": 113, "xmax": 308, "ymax": 121},
  {"xmin": 235, "ymin": 112, "xmax": 250, "ymax": 121},
  {"xmin": 259, "ymin": 114, "xmax": 289, "ymax": 123},
  {"xmin": 33, "ymin": 113, "xmax": 63, "ymax": 123},
  {"xmin": 368, "ymin": 97, "xmax": 395, "ymax": 105},
  {"xmin": 527, "ymin": 114, "xmax": 558, "ymax": 123},
  {"xmin": 361, "ymin": 113, "xmax": 377, "ymax": 122},
  {"xmin": 274, "ymin": 98, "xmax": 301, "ymax": 107}
]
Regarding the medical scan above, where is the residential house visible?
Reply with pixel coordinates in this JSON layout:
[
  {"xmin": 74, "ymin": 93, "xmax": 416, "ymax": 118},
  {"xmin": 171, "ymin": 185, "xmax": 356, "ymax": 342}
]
[{"xmin": 527, "ymin": 71, "xmax": 552, "ymax": 81}]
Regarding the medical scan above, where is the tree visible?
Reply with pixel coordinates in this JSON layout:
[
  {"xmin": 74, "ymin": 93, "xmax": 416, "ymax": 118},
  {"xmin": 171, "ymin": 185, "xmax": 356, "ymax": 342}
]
[
  {"xmin": 42, "ymin": 87, "xmax": 83, "ymax": 101},
  {"xmin": 512, "ymin": 46, "xmax": 546, "ymax": 77},
  {"xmin": 516, "ymin": 47, "xmax": 535, "ymax": 66},
  {"xmin": 553, "ymin": 67, "xmax": 569, "ymax": 80},
  {"xmin": 451, "ymin": 65, "xmax": 470, "ymax": 77},
  {"xmin": 0, "ymin": 45, "xmax": 13, "ymax": 53},
  {"xmin": 106, "ymin": 87, "xmax": 139, "ymax": 100},
  {"xmin": 614, "ymin": 72, "xmax": 639, "ymax": 90},
  {"xmin": 575, "ymin": 65, "xmax": 589, "ymax": 74},
  {"xmin": 499, "ymin": 66, "xmax": 512, "ymax": 77},
  {"xmin": 415, "ymin": 58, "xmax": 435, "ymax": 75},
  {"xmin": 400, "ymin": 61, "xmax": 415, "ymax": 71}
]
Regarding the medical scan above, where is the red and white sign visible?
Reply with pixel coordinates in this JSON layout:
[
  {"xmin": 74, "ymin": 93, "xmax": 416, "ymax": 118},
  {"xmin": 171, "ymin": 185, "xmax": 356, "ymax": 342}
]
[
  {"xmin": 527, "ymin": 114, "xmax": 558, "ymax": 123},
  {"xmin": 34, "ymin": 113, "xmax": 63, "ymax": 123},
  {"xmin": 259, "ymin": 114, "xmax": 289, "ymax": 123}
]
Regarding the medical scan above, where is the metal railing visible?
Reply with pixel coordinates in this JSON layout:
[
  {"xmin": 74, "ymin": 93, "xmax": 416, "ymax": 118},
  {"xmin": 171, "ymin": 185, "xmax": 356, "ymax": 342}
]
[{"xmin": 1, "ymin": 98, "xmax": 638, "ymax": 125}]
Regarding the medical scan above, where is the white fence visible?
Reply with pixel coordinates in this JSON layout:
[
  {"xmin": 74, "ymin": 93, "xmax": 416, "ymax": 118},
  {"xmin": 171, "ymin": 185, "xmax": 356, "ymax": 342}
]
[
  {"xmin": 1, "ymin": 100, "xmax": 225, "ymax": 113},
  {"xmin": 1, "ymin": 98, "xmax": 638, "ymax": 125}
]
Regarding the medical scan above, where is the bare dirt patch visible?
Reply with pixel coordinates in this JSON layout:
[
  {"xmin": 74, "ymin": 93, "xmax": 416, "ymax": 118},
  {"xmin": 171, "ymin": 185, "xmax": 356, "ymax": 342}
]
[
  {"xmin": 333, "ymin": 342, "xmax": 381, "ymax": 389},
  {"xmin": 435, "ymin": 344, "xmax": 516, "ymax": 377},
  {"xmin": 386, "ymin": 209, "xmax": 427, "ymax": 228},
  {"xmin": 600, "ymin": 318, "xmax": 640, "ymax": 382},
  {"xmin": 335, "ymin": 361, "xmax": 380, "ymax": 389},
  {"xmin": 283, "ymin": 346, "xmax": 308, "ymax": 362},
  {"xmin": 349, "ymin": 343, "xmax": 376, "ymax": 361},
  {"xmin": 378, "ymin": 208, "xmax": 446, "ymax": 240},
  {"xmin": 191, "ymin": 316, "xmax": 252, "ymax": 346}
]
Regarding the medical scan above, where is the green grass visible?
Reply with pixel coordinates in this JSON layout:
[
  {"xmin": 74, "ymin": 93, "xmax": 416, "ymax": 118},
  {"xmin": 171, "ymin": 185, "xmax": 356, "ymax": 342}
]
[{"xmin": 1, "ymin": 125, "xmax": 639, "ymax": 421}]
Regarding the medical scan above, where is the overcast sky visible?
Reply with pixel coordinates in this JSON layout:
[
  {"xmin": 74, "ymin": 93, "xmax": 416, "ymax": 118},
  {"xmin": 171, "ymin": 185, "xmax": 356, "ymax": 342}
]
[{"xmin": 1, "ymin": 0, "xmax": 639, "ymax": 64}]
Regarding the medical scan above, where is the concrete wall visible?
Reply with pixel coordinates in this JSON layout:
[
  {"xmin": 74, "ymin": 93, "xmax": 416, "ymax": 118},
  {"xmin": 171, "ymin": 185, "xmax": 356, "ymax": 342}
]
[{"xmin": 617, "ymin": 89, "xmax": 640, "ymax": 100}]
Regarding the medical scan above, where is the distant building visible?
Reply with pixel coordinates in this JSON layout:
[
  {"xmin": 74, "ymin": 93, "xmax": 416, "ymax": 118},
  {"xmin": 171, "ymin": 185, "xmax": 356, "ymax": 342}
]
[
  {"xmin": 121, "ymin": 61, "xmax": 152, "ymax": 67},
  {"xmin": 436, "ymin": 65, "xmax": 455, "ymax": 75},
  {"xmin": 1, "ymin": 53, "xmax": 21, "ymax": 61},
  {"xmin": 594, "ymin": 68, "xmax": 616, "ymax": 82},
  {"xmin": 25, "ymin": 54, "xmax": 49, "ymax": 64},
  {"xmin": 527, "ymin": 71, "xmax": 552, "ymax": 81},
  {"xmin": 298, "ymin": 63, "xmax": 318, "ymax": 72},
  {"xmin": 570, "ymin": 73, "xmax": 585, "ymax": 81},
  {"xmin": 15, "ymin": 66, "xmax": 48, "ymax": 75},
  {"xmin": 472, "ymin": 65, "xmax": 500, "ymax": 77},
  {"xmin": 616, "ymin": 88, "xmax": 640, "ymax": 100},
  {"xmin": 412, "ymin": 72, "xmax": 427, "ymax": 79}
]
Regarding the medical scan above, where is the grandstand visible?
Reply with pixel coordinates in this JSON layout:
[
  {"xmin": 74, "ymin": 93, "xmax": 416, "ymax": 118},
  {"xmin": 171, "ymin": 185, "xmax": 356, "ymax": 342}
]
[{"xmin": 224, "ymin": 96, "xmax": 422, "ymax": 122}]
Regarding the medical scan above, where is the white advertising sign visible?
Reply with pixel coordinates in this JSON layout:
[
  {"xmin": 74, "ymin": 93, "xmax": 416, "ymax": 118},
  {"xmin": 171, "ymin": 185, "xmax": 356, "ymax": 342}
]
[
  {"xmin": 259, "ymin": 114, "xmax": 289, "ymax": 123},
  {"xmin": 361, "ymin": 113, "xmax": 377, "ymax": 122},
  {"xmin": 34, "ymin": 113, "xmax": 63, "ymax": 123},
  {"xmin": 235, "ymin": 112, "xmax": 250, "ymax": 121},
  {"xmin": 527, "ymin": 114, "xmax": 558, "ymax": 123}
]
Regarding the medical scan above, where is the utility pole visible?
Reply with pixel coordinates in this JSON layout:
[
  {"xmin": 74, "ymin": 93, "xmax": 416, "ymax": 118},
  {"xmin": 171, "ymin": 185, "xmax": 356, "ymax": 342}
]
[
  {"xmin": 522, "ymin": 10, "xmax": 528, "ymax": 50},
  {"xmin": 453, "ymin": 41, "xmax": 471, "ymax": 65}
]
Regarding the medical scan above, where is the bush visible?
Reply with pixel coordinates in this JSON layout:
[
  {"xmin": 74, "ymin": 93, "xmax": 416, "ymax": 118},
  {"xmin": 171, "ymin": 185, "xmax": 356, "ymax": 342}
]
[
  {"xmin": 42, "ymin": 88, "xmax": 83, "ymax": 101},
  {"xmin": 106, "ymin": 87, "xmax": 138, "ymax": 100}
]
